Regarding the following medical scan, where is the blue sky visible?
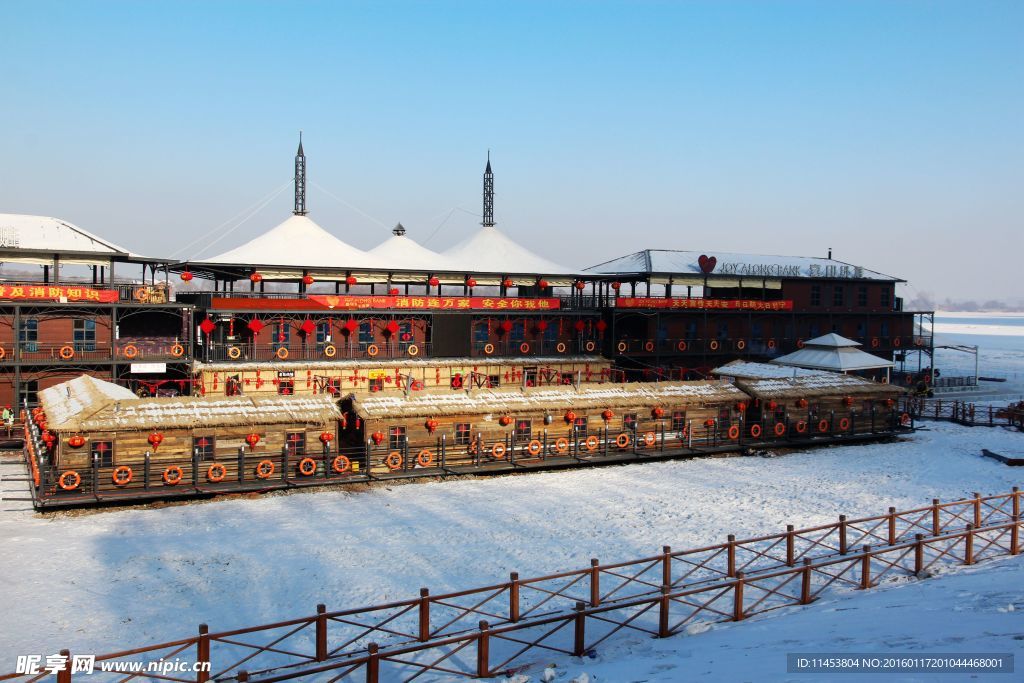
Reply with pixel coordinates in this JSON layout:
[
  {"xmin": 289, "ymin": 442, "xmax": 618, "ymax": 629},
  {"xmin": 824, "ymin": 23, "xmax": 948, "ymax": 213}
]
[{"xmin": 1, "ymin": 1, "xmax": 1021, "ymax": 301}]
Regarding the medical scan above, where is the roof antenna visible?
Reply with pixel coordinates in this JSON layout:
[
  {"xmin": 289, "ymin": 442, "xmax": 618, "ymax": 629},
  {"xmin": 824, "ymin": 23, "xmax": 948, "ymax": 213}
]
[
  {"xmin": 827, "ymin": 247, "xmax": 832, "ymax": 259},
  {"xmin": 294, "ymin": 131, "xmax": 308, "ymax": 216},
  {"xmin": 482, "ymin": 150, "xmax": 495, "ymax": 228},
  {"xmin": 392, "ymin": 222, "xmax": 406, "ymax": 236}
]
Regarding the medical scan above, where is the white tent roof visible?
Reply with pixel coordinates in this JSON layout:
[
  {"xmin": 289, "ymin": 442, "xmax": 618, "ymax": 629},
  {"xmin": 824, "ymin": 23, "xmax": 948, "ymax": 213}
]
[
  {"xmin": 802, "ymin": 333, "xmax": 861, "ymax": 348},
  {"xmin": 0, "ymin": 213, "xmax": 134, "ymax": 255},
  {"xmin": 444, "ymin": 226, "xmax": 579, "ymax": 276},
  {"xmin": 368, "ymin": 231, "xmax": 462, "ymax": 272},
  {"xmin": 771, "ymin": 335, "xmax": 894, "ymax": 372},
  {"xmin": 712, "ymin": 360, "xmax": 826, "ymax": 380},
  {"xmin": 198, "ymin": 215, "xmax": 381, "ymax": 269}
]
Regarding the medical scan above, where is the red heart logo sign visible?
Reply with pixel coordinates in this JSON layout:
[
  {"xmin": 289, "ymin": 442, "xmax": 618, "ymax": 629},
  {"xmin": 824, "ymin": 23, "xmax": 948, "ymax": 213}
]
[{"xmin": 698, "ymin": 255, "xmax": 717, "ymax": 274}]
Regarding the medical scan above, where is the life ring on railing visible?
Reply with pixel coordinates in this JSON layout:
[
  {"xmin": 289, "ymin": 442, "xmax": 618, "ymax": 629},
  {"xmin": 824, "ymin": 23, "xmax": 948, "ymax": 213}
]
[
  {"xmin": 123, "ymin": 344, "xmax": 139, "ymax": 359},
  {"xmin": 526, "ymin": 440, "xmax": 542, "ymax": 456},
  {"xmin": 584, "ymin": 435, "xmax": 599, "ymax": 452},
  {"xmin": 796, "ymin": 339, "xmax": 805, "ymax": 349},
  {"xmin": 483, "ymin": 343, "xmax": 495, "ymax": 355},
  {"xmin": 417, "ymin": 449, "xmax": 434, "ymax": 467},
  {"xmin": 491, "ymin": 443, "xmax": 506, "ymax": 459},
  {"xmin": 871, "ymin": 337, "xmax": 880, "ymax": 349},
  {"xmin": 520, "ymin": 342, "xmax": 530, "ymax": 354},
  {"xmin": 407, "ymin": 344, "xmax": 419, "ymax": 357},
  {"xmin": 615, "ymin": 432, "xmax": 630, "ymax": 449},
  {"xmin": 900, "ymin": 413, "xmax": 911, "ymax": 427},
  {"xmin": 162, "ymin": 466, "xmax": 184, "ymax": 485},
  {"xmin": 255, "ymin": 459, "xmax": 275, "ymax": 479},
  {"xmin": 773, "ymin": 422, "xmax": 786, "ymax": 437},
  {"xmin": 207, "ymin": 463, "xmax": 226, "ymax": 482},
  {"xmin": 556, "ymin": 342, "xmax": 567, "ymax": 354},
  {"xmin": 749, "ymin": 424, "xmax": 762, "ymax": 439},
  {"xmin": 736, "ymin": 340, "xmax": 746, "ymax": 351},
  {"xmin": 59, "ymin": 345, "xmax": 75, "ymax": 360},
  {"xmin": 709, "ymin": 340, "xmax": 720, "ymax": 351},
  {"xmin": 554, "ymin": 437, "xmax": 569, "ymax": 454},
  {"xmin": 134, "ymin": 287, "xmax": 150, "ymax": 302},
  {"xmin": 170, "ymin": 343, "xmax": 185, "ymax": 358},
  {"xmin": 324, "ymin": 344, "xmax": 337, "ymax": 358},
  {"xmin": 795, "ymin": 420, "xmax": 808, "ymax": 434},
  {"xmin": 276, "ymin": 347, "xmax": 289, "ymax": 360},
  {"xmin": 366, "ymin": 344, "xmax": 379, "ymax": 357},
  {"xmin": 893, "ymin": 337, "xmax": 902, "ymax": 347},
  {"xmin": 643, "ymin": 431, "xmax": 656, "ymax": 447},
  {"xmin": 727, "ymin": 425, "xmax": 740, "ymax": 440},
  {"xmin": 228, "ymin": 346, "xmax": 242, "ymax": 359},
  {"xmin": 677, "ymin": 340, "xmax": 687, "ymax": 352},
  {"xmin": 616, "ymin": 341, "xmax": 628, "ymax": 353},
  {"xmin": 297, "ymin": 457, "xmax": 317, "ymax": 476},
  {"xmin": 58, "ymin": 470, "xmax": 81, "ymax": 491},
  {"xmin": 817, "ymin": 419, "xmax": 829, "ymax": 433},
  {"xmin": 643, "ymin": 340, "xmax": 655, "ymax": 352},
  {"xmin": 332, "ymin": 455, "xmax": 351, "ymax": 473},
  {"xmin": 584, "ymin": 340, "xmax": 596, "ymax": 353},
  {"xmin": 915, "ymin": 337, "xmax": 924, "ymax": 347},
  {"xmin": 839, "ymin": 417, "xmax": 851, "ymax": 431},
  {"xmin": 385, "ymin": 452, "xmax": 403, "ymax": 470},
  {"xmin": 767, "ymin": 339, "xmax": 776, "ymax": 350},
  {"xmin": 904, "ymin": 374, "xmax": 913, "ymax": 385},
  {"xmin": 0, "ymin": 347, "xmax": 6, "ymax": 361},
  {"xmin": 112, "ymin": 465, "xmax": 133, "ymax": 486}
]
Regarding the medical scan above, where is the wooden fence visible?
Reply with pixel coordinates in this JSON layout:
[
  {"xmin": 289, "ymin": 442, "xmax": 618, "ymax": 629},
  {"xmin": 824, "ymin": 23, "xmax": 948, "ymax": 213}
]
[
  {"xmin": 3, "ymin": 489, "xmax": 1020, "ymax": 682},
  {"xmin": 903, "ymin": 398, "xmax": 1024, "ymax": 429}
]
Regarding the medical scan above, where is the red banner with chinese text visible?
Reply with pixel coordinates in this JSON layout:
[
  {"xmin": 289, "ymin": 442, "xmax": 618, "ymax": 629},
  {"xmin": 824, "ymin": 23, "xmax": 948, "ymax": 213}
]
[
  {"xmin": 615, "ymin": 297, "xmax": 793, "ymax": 311},
  {"xmin": 0, "ymin": 284, "xmax": 119, "ymax": 303},
  {"xmin": 306, "ymin": 295, "xmax": 562, "ymax": 311}
]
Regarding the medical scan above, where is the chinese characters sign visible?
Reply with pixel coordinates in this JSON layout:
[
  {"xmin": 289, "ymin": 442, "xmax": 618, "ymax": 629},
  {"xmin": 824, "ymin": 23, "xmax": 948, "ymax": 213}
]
[
  {"xmin": 307, "ymin": 295, "xmax": 562, "ymax": 311},
  {"xmin": 0, "ymin": 284, "xmax": 119, "ymax": 303},
  {"xmin": 616, "ymin": 298, "xmax": 793, "ymax": 311}
]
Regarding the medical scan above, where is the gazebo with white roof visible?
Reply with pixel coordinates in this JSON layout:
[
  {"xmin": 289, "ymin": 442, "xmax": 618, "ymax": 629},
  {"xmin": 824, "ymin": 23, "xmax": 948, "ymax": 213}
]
[{"xmin": 770, "ymin": 333, "xmax": 894, "ymax": 379}]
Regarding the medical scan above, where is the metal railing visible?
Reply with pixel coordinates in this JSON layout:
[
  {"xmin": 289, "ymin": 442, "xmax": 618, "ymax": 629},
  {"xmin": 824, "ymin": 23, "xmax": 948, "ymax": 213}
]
[{"xmin": 3, "ymin": 339, "xmax": 189, "ymax": 363}]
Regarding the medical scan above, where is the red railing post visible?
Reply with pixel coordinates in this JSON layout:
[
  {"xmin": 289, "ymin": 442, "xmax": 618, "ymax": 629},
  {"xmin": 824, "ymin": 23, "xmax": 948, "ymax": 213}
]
[
  {"xmin": 366, "ymin": 643, "xmax": 379, "ymax": 683},
  {"xmin": 838, "ymin": 516, "xmax": 848, "ymax": 555},
  {"xmin": 316, "ymin": 604, "xmax": 327, "ymax": 662},
  {"xmin": 56, "ymin": 649, "xmax": 71, "ymax": 683},
  {"xmin": 860, "ymin": 546, "xmax": 872, "ymax": 589},
  {"xmin": 914, "ymin": 534, "xmax": 925, "ymax": 575},
  {"xmin": 733, "ymin": 571, "xmax": 745, "ymax": 621},
  {"xmin": 932, "ymin": 499, "xmax": 941, "ymax": 535},
  {"xmin": 418, "ymin": 588, "xmax": 430, "ymax": 642},
  {"xmin": 888, "ymin": 507, "xmax": 897, "ymax": 545},
  {"xmin": 476, "ymin": 621, "xmax": 490, "ymax": 678},
  {"xmin": 726, "ymin": 535, "xmax": 736, "ymax": 577},
  {"xmin": 196, "ymin": 624, "xmax": 210, "ymax": 683},
  {"xmin": 786, "ymin": 525, "xmax": 795, "ymax": 566},
  {"xmin": 965, "ymin": 524, "xmax": 974, "ymax": 565},
  {"xmin": 590, "ymin": 558, "xmax": 600, "ymax": 606},
  {"xmin": 800, "ymin": 559, "xmax": 813, "ymax": 604},
  {"xmin": 973, "ymin": 492, "xmax": 982, "ymax": 528},
  {"xmin": 573, "ymin": 602, "xmax": 586, "ymax": 657},
  {"xmin": 1013, "ymin": 487, "xmax": 1021, "ymax": 520},
  {"xmin": 1011, "ymin": 516, "xmax": 1020, "ymax": 556},
  {"xmin": 662, "ymin": 545, "xmax": 672, "ymax": 586},
  {"xmin": 509, "ymin": 572, "xmax": 520, "ymax": 623},
  {"xmin": 238, "ymin": 671, "xmax": 248, "ymax": 682},
  {"xmin": 658, "ymin": 585, "xmax": 671, "ymax": 637}
]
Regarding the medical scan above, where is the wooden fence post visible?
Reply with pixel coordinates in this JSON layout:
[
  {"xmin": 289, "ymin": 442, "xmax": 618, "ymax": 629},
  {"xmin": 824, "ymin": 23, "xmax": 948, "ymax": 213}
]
[
  {"xmin": 662, "ymin": 545, "xmax": 672, "ymax": 586},
  {"xmin": 800, "ymin": 558, "xmax": 813, "ymax": 605},
  {"xmin": 932, "ymin": 499, "xmax": 941, "ymax": 535},
  {"xmin": 733, "ymin": 572, "xmax": 745, "ymax": 621},
  {"xmin": 838, "ymin": 516, "xmax": 848, "ymax": 555},
  {"xmin": 316, "ymin": 604, "xmax": 327, "ymax": 661},
  {"xmin": 860, "ymin": 546, "xmax": 872, "ymax": 589},
  {"xmin": 237, "ymin": 671, "xmax": 248, "ymax": 682},
  {"xmin": 888, "ymin": 507, "xmax": 897, "ymax": 545},
  {"xmin": 1013, "ymin": 487, "xmax": 1020, "ymax": 520},
  {"xmin": 786, "ymin": 525, "xmax": 795, "ymax": 566},
  {"xmin": 1011, "ymin": 516, "xmax": 1020, "ymax": 557},
  {"xmin": 196, "ymin": 624, "xmax": 210, "ymax": 683},
  {"xmin": 418, "ymin": 588, "xmax": 430, "ymax": 642},
  {"xmin": 476, "ymin": 621, "xmax": 490, "ymax": 678},
  {"xmin": 56, "ymin": 649, "xmax": 71, "ymax": 683},
  {"xmin": 973, "ymin": 492, "xmax": 982, "ymax": 528},
  {"xmin": 590, "ymin": 558, "xmax": 600, "ymax": 606},
  {"xmin": 914, "ymin": 534, "xmax": 925, "ymax": 575},
  {"xmin": 658, "ymin": 585, "xmax": 671, "ymax": 637},
  {"xmin": 573, "ymin": 602, "xmax": 586, "ymax": 657},
  {"xmin": 726, "ymin": 535, "xmax": 736, "ymax": 577},
  {"xmin": 965, "ymin": 524, "xmax": 974, "ymax": 565},
  {"xmin": 508, "ymin": 572, "xmax": 520, "ymax": 622},
  {"xmin": 366, "ymin": 643, "xmax": 379, "ymax": 683}
]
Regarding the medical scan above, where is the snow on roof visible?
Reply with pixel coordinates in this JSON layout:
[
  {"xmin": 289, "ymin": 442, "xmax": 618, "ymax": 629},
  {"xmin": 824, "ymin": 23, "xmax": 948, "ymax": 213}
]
[
  {"xmin": 802, "ymin": 333, "xmax": 861, "ymax": 348},
  {"xmin": 40, "ymin": 375, "xmax": 340, "ymax": 432},
  {"xmin": 733, "ymin": 373, "xmax": 903, "ymax": 400},
  {"xmin": 0, "ymin": 213, "xmax": 133, "ymax": 255},
  {"xmin": 712, "ymin": 360, "xmax": 825, "ymax": 380},
  {"xmin": 198, "ymin": 215, "xmax": 382, "ymax": 269},
  {"xmin": 355, "ymin": 381, "xmax": 748, "ymax": 419},
  {"xmin": 194, "ymin": 355, "xmax": 608, "ymax": 373},
  {"xmin": 368, "ymin": 232, "xmax": 462, "ymax": 272},
  {"xmin": 771, "ymin": 345, "xmax": 894, "ymax": 372},
  {"xmin": 585, "ymin": 249, "xmax": 900, "ymax": 281},
  {"xmin": 443, "ymin": 226, "xmax": 580, "ymax": 276}
]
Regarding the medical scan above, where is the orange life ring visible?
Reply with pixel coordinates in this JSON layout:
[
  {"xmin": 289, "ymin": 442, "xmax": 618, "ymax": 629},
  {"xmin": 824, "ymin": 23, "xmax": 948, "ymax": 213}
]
[
  {"xmin": 643, "ymin": 431, "xmax": 656, "ymax": 447},
  {"xmin": 112, "ymin": 465, "xmax": 133, "ymax": 486},
  {"xmin": 750, "ymin": 424, "xmax": 762, "ymax": 439},
  {"xmin": 796, "ymin": 420, "xmax": 808, "ymax": 434},
  {"xmin": 123, "ymin": 344, "xmax": 139, "ymax": 359},
  {"xmin": 727, "ymin": 425, "xmax": 740, "ymax": 440},
  {"xmin": 255, "ymin": 459, "xmax": 275, "ymax": 479},
  {"xmin": 298, "ymin": 457, "xmax": 317, "ymax": 476},
  {"xmin": 207, "ymin": 463, "xmax": 226, "ymax": 482},
  {"xmin": 773, "ymin": 422, "xmax": 786, "ymax": 437},
  {"xmin": 58, "ymin": 470, "xmax": 81, "ymax": 491},
  {"xmin": 584, "ymin": 340, "xmax": 596, "ymax": 353},
  {"xmin": 736, "ymin": 340, "xmax": 746, "ymax": 351},
  {"xmin": 228, "ymin": 346, "xmax": 242, "ymax": 359},
  {"xmin": 526, "ymin": 439, "xmax": 542, "ymax": 456},
  {"xmin": 797, "ymin": 339, "xmax": 805, "ymax": 349},
  {"xmin": 520, "ymin": 342, "xmax": 530, "ymax": 354},
  {"xmin": 644, "ymin": 341, "xmax": 655, "ymax": 352},
  {"xmin": 584, "ymin": 435, "xmax": 599, "ymax": 451},
  {"xmin": 615, "ymin": 432, "xmax": 630, "ymax": 449},
  {"xmin": 554, "ymin": 437, "xmax": 569, "ymax": 454},
  {"xmin": 677, "ymin": 340, "xmax": 687, "ymax": 352},
  {"xmin": 332, "ymin": 455, "xmax": 351, "ymax": 473},
  {"xmin": 366, "ymin": 344, "xmax": 379, "ymax": 357},
  {"xmin": 416, "ymin": 449, "xmax": 434, "ymax": 467},
  {"xmin": 915, "ymin": 337, "xmax": 924, "ymax": 347},
  {"xmin": 163, "ymin": 465, "xmax": 184, "ymax": 485},
  {"xmin": 407, "ymin": 344, "xmax": 419, "ymax": 357},
  {"xmin": 905, "ymin": 374, "xmax": 913, "ymax": 385},
  {"xmin": 616, "ymin": 341, "xmax": 627, "ymax": 353},
  {"xmin": 59, "ymin": 345, "xmax": 75, "ymax": 359},
  {"xmin": 170, "ymin": 343, "xmax": 185, "ymax": 358},
  {"xmin": 491, "ymin": 443, "xmax": 506, "ymax": 458},
  {"xmin": 324, "ymin": 344, "xmax": 337, "ymax": 358},
  {"xmin": 556, "ymin": 342, "xmax": 567, "ymax": 353},
  {"xmin": 767, "ymin": 339, "xmax": 776, "ymax": 350},
  {"xmin": 839, "ymin": 417, "xmax": 851, "ymax": 431},
  {"xmin": 709, "ymin": 340, "xmax": 720, "ymax": 351},
  {"xmin": 893, "ymin": 337, "xmax": 902, "ymax": 347},
  {"xmin": 818, "ymin": 419, "xmax": 829, "ymax": 433},
  {"xmin": 276, "ymin": 347, "xmax": 289, "ymax": 360},
  {"xmin": 0, "ymin": 347, "xmax": 6, "ymax": 361},
  {"xmin": 483, "ymin": 343, "xmax": 495, "ymax": 355},
  {"xmin": 871, "ymin": 338, "xmax": 880, "ymax": 348},
  {"xmin": 385, "ymin": 451, "xmax": 403, "ymax": 470},
  {"xmin": 133, "ymin": 287, "xmax": 149, "ymax": 302}
]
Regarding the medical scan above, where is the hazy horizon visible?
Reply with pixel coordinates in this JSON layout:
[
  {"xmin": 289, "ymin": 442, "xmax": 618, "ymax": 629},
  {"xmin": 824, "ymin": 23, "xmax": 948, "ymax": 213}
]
[{"xmin": 1, "ymin": 1, "xmax": 1020, "ymax": 303}]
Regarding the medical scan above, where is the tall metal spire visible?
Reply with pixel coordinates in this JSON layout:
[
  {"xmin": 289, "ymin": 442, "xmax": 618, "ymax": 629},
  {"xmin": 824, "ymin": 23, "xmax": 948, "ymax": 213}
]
[
  {"xmin": 294, "ymin": 132, "xmax": 308, "ymax": 216},
  {"xmin": 482, "ymin": 150, "xmax": 494, "ymax": 227}
]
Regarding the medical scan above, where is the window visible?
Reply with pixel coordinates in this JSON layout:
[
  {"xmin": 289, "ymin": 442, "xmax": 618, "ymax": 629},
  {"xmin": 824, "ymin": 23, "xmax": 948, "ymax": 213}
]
[
  {"xmin": 671, "ymin": 411, "xmax": 686, "ymax": 432},
  {"xmin": 285, "ymin": 432, "xmax": 306, "ymax": 456},
  {"xmin": 193, "ymin": 436, "xmax": 215, "ymax": 461},
  {"xmin": 573, "ymin": 416, "xmax": 588, "ymax": 437},
  {"xmin": 510, "ymin": 321, "xmax": 525, "ymax": 343},
  {"xmin": 92, "ymin": 440, "xmax": 113, "ymax": 467},
  {"xmin": 857, "ymin": 285, "xmax": 868, "ymax": 307},
  {"xmin": 717, "ymin": 322, "xmax": 729, "ymax": 340},
  {"xmin": 473, "ymin": 323, "xmax": 490, "ymax": 344},
  {"xmin": 542, "ymin": 323, "xmax": 558, "ymax": 344},
  {"xmin": 17, "ymin": 379, "xmax": 38, "ymax": 407},
  {"xmin": 622, "ymin": 413, "xmax": 638, "ymax": 432},
  {"xmin": 832, "ymin": 286, "xmax": 845, "ymax": 307},
  {"xmin": 325, "ymin": 378, "xmax": 341, "ymax": 397},
  {"xmin": 388, "ymin": 426, "xmax": 406, "ymax": 450},
  {"xmin": 717, "ymin": 407, "xmax": 732, "ymax": 427},
  {"xmin": 810, "ymin": 285, "xmax": 821, "ymax": 307},
  {"xmin": 880, "ymin": 321, "xmax": 890, "ymax": 338},
  {"xmin": 226, "ymin": 375, "xmax": 242, "ymax": 396},
  {"xmin": 369, "ymin": 377, "xmax": 384, "ymax": 392},
  {"xmin": 359, "ymin": 321, "xmax": 374, "ymax": 346},
  {"xmin": 487, "ymin": 374, "xmax": 500, "ymax": 388},
  {"xmin": 272, "ymin": 322, "xmax": 290, "ymax": 351},
  {"xmin": 74, "ymin": 319, "xmax": 97, "ymax": 352},
  {"xmin": 278, "ymin": 379, "xmax": 294, "ymax": 395},
  {"xmin": 397, "ymin": 321, "xmax": 413, "ymax": 347},
  {"xmin": 881, "ymin": 287, "xmax": 892, "ymax": 308},
  {"xmin": 316, "ymin": 322, "xmax": 331, "ymax": 348},
  {"xmin": 19, "ymin": 318, "xmax": 38, "ymax": 352},
  {"xmin": 856, "ymin": 322, "xmax": 866, "ymax": 339},
  {"xmin": 524, "ymin": 367, "xmax": 538, "ymax": 387},
  {"xmin": 560, "ymin": 372, "xmax": 575, "ymax": 385},
  {"xmin": 514, "ymin": 419, "xmax": 532, "ymax": 441},
  {"xmin": 455, "ymin": 422, "xmax": 472, "ymax": 446}
]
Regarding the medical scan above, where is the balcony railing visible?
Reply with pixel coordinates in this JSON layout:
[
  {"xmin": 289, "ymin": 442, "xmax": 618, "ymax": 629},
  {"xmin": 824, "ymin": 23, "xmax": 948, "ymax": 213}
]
[
  {"xmin": 613, "ymin": 335, "xmax": 932, "ymax": 355},
  {"xmin": 206, "ymin": 341, "xmax": 432, "ymax": 363},
  {"xmin": 3, "ymin": 338, "xmax": 190, "ymax": 363}
]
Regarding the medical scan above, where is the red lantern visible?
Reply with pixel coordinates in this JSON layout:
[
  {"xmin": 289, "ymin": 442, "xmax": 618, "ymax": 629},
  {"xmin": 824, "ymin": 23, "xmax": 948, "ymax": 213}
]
[
  {"xmin": 537, "ymin": 279, "xmax": 549, "ymax": 289},
  {"xmin": 302, "ymin": 274, "xmax": 315, "ymax": 286},
  {"xmin": 611, "ymin": 281, "xmax": 621, "ymax": 291},
  {"xmin": 767, "ymin": 400, "xmax": 778, "ymax": 411},
  {"xmin": 595, "ymin": 320, "xmax": 607, "ymax": 332},
  {"xmin": 346, "ymin": 276, "xmax": 358, "ymax": 286},
  {"xmin": 344, "ymin": 319, "xmax": 359, "ymax": 333},
  {"xmin": 388, "ymin": 288, "xmax": 399, "ymax": 296},
  {"xmin": 499, "ymin": 415, "xmax": 513, "ymax": 427},
  {"xmin": 499, "ymin": 320, "xmax": 513, "ymax": 333},
  {"xmin": 704, "ymin": 418, "xmax": 716, "ymax": 427},
  {"xmin": 385, "ymin": 320, "xmax": 400, "ymax": 335},
  {"xmin": 147, "ymin": 432, "xmax": 164, "ymax": 450},
  {"xmin": 371, "ymin": 431, "xmax": 385, "ymax": 445},
  {"xmin": 565, "ymin": 410, "xmax": 577, "ymax": 424},
  {"xmin": 797, "ymin": 399, "xmax": 808, "ymax": 408},
  {"xmin": 652, "ymin": 407, "xmax": 665, "ymax": 419},
  {"xmin": 503, "ymin": 278, "xmax": 514, "ymax": 288},
  {"xmin": 574, "ymin": 281, "xmax": 586, "ymax": 290},
  {"xmin": 536, "ymin": 320, "xmax": 549, "ymax": 332},
  {"xmin": 843, "ymin": 396, "xmax": 854, "ymax": 407},
  {"xmin": 250, "ymin": 272, "xmax": 263, "ymax": 283},
  {"xmin": 424, "ymin": 419, "xmax": 439, "ymax": 433},
  {"xmin": 319, "ymin": 432, "xmax": 334, "ymax": 444},
  {"xmin": 180, "ymin": 271, "xmax": 193, "ymax": 282},
  {"xmin": 245, "ymin": 433, "xmax": 260, "ymax": 448},
  {"xmin": 736, "ymin": 402, "xmax": 747, "ymax": 412},
  {"xmin": 886, "ymin": 398, "xmax": 895, "ymax": 408},
  {"xmin": 428, "ymin": 276, "xmax": 440, "ymax": 287},
  {"xmin": 574, "ymin": 320, "xmax": 586, "ymax": 333},
  {"xmin": 601, "ymin": 409, "xmax": 614, "ymax": 421},
  {"xmin": 67, "ymin": 435, "xmax": 86, "ymax": 448},
  {"xmin": 466, "ymin": 278, "xmax": 477, "ymax": 288}
]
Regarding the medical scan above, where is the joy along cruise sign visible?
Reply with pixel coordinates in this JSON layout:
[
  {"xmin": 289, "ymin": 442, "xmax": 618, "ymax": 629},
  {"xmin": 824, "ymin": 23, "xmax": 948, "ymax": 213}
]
[
  {"xmin": 697, "ymin": 253, "xmax": 870, "ymax": 279},
  {"xmin": 0, "ymin": 284, "xmax": 119, "ymax": 303},
  {"xmin": 308, "ymin": 295, "xmax": 561, "ymax": 311}
]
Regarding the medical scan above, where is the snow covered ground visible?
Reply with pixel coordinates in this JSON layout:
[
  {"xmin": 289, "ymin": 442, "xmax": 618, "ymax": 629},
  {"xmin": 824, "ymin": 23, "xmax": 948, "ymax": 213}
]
[{"xmin": 1, "ymin": 420, "xmax": 1022, "ymax": 678}]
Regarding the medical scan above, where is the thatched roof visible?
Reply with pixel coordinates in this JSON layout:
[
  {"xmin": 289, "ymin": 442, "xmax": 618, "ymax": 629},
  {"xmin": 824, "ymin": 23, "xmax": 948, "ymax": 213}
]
[
  {"xmin": 733, "ymin": 373, "xmax": 904, "ymax": 401},
  {"xmin": 355, "ymin": 381, "xmax": 748, "ymax": 419},
  {"xmin": 40, "ymin": 375, "xmax": 340, "ymax": 433},
  {"xmin": 713, "ymin": 360, "xmax": 824, "ymax": 380},
  {"xmin": 194, "ymin": 355, "xmax": 607, "ymax": 374}
]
